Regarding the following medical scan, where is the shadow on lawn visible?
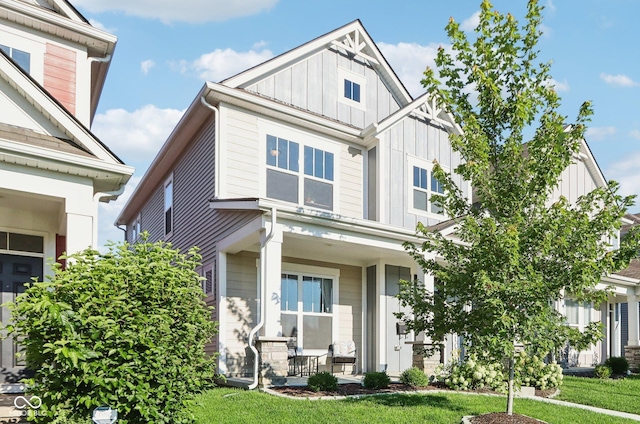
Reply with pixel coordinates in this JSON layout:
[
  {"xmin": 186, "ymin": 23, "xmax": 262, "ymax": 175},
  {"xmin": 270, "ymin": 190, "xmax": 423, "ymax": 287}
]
[{"xmin": 347, "ymin": 393, "xmax": 465, "ymax": 411}]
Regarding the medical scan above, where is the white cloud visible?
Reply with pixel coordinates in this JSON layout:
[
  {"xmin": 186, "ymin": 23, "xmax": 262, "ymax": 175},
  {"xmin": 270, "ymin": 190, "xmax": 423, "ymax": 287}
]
[
  {"xmin": 545, "ymin": 78, "xmax": 569, "ymax": 92},
  {"xmin": 92, "ymin": 105, "xmax": 185, "ymax": 160},
  {"xmin": 545, "ymin": 0, "xmax": 557, "ymax": 15},
  {"xmin": 74, "ymin": 0, "xmax": 279, "ymax": 24},
  {"xmin": 460, "ymin": 11, "xmax": 480, "ymax": 32},
  {"xmin": 140, "ymin": 59, "xmax": 156, "ymax": 75},
  {"xmin": 178, "ymin": 48, "xmax": 274, "ymax": 82},
  {"xmin": 98, "ymin": 176, "xmax": 141, "ymax": 249},
  {"xmin": 630, "ymin": 130, "xmax": 640, "ymax": 140},
  {"xmin": 88, "ymin": 18, "xmax": 114, "ymax": 32},
  {"xmin": 606, "ymin": 153, "xmax": 640, "ymax": 204},
  {"xmin": 600, "ymin": 73, "xmax": 639, "ymax": 87},
  {"xmin": 379, "ymin": 41, "xmax": 446, "ymax": 97},
  {"xmin": 585, "ymin": 126, "xmax": 616, "ymax": 141}
]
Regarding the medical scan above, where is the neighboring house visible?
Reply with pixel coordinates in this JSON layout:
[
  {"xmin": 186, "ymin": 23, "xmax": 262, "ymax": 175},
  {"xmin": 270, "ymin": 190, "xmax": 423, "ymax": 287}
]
[
  {"xmin": 116, "ymin": 20, "xmax": 638, "ymax": 385},
  {"xmin": 0, "ymin": 0, "xmax": 133, "ymax": 391}
]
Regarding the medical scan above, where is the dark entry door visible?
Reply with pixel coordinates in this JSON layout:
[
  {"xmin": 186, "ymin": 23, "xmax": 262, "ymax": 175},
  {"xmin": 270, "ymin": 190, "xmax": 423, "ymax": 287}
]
[{"xmin": 0, "ymin": 254, "xmax": 43, "ymax": 383}]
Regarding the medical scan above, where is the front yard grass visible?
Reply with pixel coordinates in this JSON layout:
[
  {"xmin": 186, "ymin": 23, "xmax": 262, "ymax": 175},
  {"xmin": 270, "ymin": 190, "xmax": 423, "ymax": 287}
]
[
  {"xmin": 557, "ymin": 375, "xmax": 640, "ymax": 415},
  {"xmin": 192, "ymin": 387, "xmax": 638, "ymax": 424}
]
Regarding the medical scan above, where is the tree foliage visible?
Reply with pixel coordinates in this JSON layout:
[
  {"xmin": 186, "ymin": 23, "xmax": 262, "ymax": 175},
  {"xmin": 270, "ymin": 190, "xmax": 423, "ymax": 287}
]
[
  {"xmin": 397, "ymin": 0, "xmax": 639, "ymax": 414},
  {"xmin": 5, "ymin": 235, "xmax": 217, "ymax": 423}
]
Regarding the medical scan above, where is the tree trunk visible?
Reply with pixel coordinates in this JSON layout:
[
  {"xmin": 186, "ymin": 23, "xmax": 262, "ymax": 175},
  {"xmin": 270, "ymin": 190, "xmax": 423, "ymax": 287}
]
[{"xmin": 506, "ymin": 352, "xmax": 515, "ymax": 415}]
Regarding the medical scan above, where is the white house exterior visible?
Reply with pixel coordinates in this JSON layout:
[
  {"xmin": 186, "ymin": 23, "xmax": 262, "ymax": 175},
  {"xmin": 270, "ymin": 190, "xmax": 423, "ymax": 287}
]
[
  {"xmin": 116, "ymin": 20, "xmax": 639, "ymax": 386},
  {"xmin": 0, "ymin": 0, "xmax": 133, "ymax": 391}
]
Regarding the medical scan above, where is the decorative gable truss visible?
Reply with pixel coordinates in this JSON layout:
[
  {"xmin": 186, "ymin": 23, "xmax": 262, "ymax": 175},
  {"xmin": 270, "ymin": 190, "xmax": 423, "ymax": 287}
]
[{"xmin": 330, "ymin": 27, "xmax": 379, "ymax": 65}]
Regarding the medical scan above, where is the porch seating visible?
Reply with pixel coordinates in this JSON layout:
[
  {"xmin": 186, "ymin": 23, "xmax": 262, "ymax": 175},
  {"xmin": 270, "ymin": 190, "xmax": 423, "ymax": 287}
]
[{"xmin": 328, "ymin": 340, "xmax": 357, "ymax": 374}]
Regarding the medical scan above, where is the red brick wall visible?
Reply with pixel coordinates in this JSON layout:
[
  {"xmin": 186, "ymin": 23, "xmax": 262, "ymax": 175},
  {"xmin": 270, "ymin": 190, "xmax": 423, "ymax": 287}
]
[{"xmin": 44, "ymin": 43, "xmax": 76, "ymax": 115}]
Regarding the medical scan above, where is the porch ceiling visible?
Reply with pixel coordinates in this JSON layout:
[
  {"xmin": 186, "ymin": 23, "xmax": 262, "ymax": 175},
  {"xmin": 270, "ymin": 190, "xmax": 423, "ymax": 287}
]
[{"xmin": 0, "ymin": 188, "xmax": 63, "ymax": 216}]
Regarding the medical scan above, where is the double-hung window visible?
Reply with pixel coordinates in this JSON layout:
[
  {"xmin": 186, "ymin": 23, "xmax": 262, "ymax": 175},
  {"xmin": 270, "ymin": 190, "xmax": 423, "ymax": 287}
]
[
  {"xmin": 164, "ymin": 177, "xmax": 173, "ymax": 236},
  {"xmin": 266, "ymin": 135, "xmax": 299, "ymax": 204},
  {"xmin": 281, "ymin": 273, "xmax": 334, "ymax": 352},
  {"xmin": 0, "ymin": 44, "xmax": 30, "ymax": 73},
  {"xmin": 412, "ymin": 164, "xmax": 444, "ymax": 215},
  {"xmin": 265, "ymin": 132, "xmax": 336, "ymax": 211},
  {"xmin": 304, "ymin": 147, "xmax": 334, "ymax": 210}
]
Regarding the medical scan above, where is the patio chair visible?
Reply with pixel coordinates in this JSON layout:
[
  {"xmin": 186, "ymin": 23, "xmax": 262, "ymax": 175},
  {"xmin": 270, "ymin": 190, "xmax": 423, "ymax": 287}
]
[
  {"xmin": 328, "ymin": 340, "xmax": 357, "ymax": 374},
  {"xmin": 287, "ymin": 337, "xmax": 300, "ymax": 376}
]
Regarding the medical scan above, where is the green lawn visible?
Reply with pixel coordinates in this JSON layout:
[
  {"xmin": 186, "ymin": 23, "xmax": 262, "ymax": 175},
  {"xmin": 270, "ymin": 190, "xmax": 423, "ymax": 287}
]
[
  {"xmin": 192, "ymin": 386, "xmax": 638, "ymax": 424},
  {"xmin": 557, "ymin": 375, "xmax": 640, "ymax": 415}
]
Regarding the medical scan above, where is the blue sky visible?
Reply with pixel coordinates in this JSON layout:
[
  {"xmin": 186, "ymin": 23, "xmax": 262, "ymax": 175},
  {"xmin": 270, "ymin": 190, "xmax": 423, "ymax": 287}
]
[{"xmin": 69, "ymin": 0, "xmax": 640, "ymax": 246}]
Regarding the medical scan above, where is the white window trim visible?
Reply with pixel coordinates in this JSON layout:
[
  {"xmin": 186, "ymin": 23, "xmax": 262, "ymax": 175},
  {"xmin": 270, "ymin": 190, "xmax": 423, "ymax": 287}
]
[
  {"xmin": 407, "ymin": 155, "xmax": 446, "ymax": 219},
  {"xmin": 281, "ymin": 262, "xmax": 340, "ymax": 355},
  {"xmin": 338, "ymin": 67, "xmax": 366, "ymax": 111},
  {"xmin": 164, "ymin": 175, "xmax": 174, "ymax": 238},
  {"xmin": 131, "ymin": 214, "xmax": 141, "ymax": 242},
  {"xmin": 259, "ymin": 120, "xmax": 340, "ymax": 213}
]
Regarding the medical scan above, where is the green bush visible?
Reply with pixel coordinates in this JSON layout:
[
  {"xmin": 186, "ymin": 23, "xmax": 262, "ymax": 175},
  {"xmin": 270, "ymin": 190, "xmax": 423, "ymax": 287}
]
[
  {"xmin": 442, "ymin": 353, "xmax": 506, "ymax": 392},
  {"xmin": 6, "ymin": 236, "xmax": 218, "ymax": 423},
  {"xmin": 604, "ymin": 356, "xmax": 629, "ymax": 375},
  {"xmin": 594, "ymin": 364, "xmax": 612, "ymax": 379},
  {"xmin": 515, "ymin": 351, "xmax": 563, "ymax": 390},
  {"xmin": 399, "ymin": 367, "xmax": 430, "ymax": 387},
  {"xmin": 363, "ymin": 371, "xmax": 391, "ymax": 389},
  {"xmin": 307, "ymin": 371, "xmax": 338, "ymax": 392}
]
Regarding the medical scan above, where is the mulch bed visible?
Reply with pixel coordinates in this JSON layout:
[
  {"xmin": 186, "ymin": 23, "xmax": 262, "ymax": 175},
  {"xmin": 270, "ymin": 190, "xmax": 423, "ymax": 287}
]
[{"xmin": 271, "ymin": 383, "xmax": 555, "ymax": 423}]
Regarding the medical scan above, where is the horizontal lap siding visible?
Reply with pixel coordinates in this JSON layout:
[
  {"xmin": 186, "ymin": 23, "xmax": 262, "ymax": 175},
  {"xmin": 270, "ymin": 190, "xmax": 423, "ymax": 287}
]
[
  {"xmin": 339, "ymin": 145, "xmax": 363, "ymax": 218},
  {"xmin": 225, "ymin": 252, "xmax": 258, "ymax": 376},
  {"xmin": 139, "ymin": 187, "xmax": 164, "ymax": 243},
  {"xmin": 246, "ymin": 48, "xmax": 401, "ymax": 129},
  {"xmin": 44, "ymin": 43, "xmax": 76, "ymax": 115},
  {"xmin": 224, "ymin": 106, "xmax": 260, "ymax": 198}
]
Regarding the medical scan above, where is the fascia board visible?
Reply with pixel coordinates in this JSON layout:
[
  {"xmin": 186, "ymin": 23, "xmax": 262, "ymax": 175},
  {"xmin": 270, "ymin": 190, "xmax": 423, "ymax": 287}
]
[
  {"xmin": 578, "ymin": 138, "xmax": 607, "ymax": 188},
  {"xmin": 1, "ymin": 1, "xmax": 116, "ymax": 50},
  {"xmin": 0, "ymin": 138, "xmax": 133, "ymax": 180},
  {"xmin": 0, "ymin": 56, "xmax": 120, "ymax": 164},
  {"xmin": 205, "ymin": 82, "xmax": 363, "ymax": 143}
]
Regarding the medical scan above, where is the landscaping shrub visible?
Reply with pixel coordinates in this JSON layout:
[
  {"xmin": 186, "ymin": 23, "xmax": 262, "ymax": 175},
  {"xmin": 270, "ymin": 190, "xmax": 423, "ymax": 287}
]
[
  {"xmin": 515, "ymin": 351, "xmax": 563, "ymax": 390},
  {"xmin": 307, "ymin": 371, "xmax": 338, "ymax": 392},
  {"xmin": 594, "ymin": 364, "xmax": 612, "ymax": 379},
  {"xmin": 363, "ymin": 371, "xmax": 391, "ymax": 389},
  {"xmin": 441, "ymin": 354, "xmax": 506, "ymax": 392},
  {"xmin": 604, "ymin": 356, "xmax": 629, "ymax": 375},
  {"xmin": 6, "ymin": 236, "xmax": 218, "ymax": 423},
  {"xmin": 399, "ymin": 367, "xmax": 430, "ymax": 387}
]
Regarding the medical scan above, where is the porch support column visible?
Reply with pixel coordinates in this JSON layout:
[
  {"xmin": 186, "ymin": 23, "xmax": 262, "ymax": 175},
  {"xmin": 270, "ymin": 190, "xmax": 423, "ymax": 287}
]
[
  {"xmin": 256, "ymin": 221, "xmax": 287, "ymax": 386},
  {"xmin": 65, "ymin": 212, "xmax": 93, "ymax": 254},
  {"xmin": 625, "ymin": 291, "xmax": 640, "ymax": 371}
]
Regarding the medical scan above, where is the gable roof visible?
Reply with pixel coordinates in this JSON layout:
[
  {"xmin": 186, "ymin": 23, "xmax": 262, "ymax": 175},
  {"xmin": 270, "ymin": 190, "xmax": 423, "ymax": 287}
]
[
  {"xmin": 0, "ymin": 0, "xmax": 117, "ymax": 121},
  {"xmin": 0, "ymin": 50, "xmax": 133, "ymax": 194},
  {"xmin": 222, "ymin": 20, "xmax": 413, "ymax": 108}
]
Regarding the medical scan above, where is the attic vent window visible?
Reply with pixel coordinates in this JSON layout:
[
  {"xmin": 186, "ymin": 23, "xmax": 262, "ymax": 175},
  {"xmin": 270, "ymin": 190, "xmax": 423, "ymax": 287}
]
[
  {"xmin": 344, "ymin": 79, "xmax": 360, "ymax": 102},
  {"xmin": 0, "ymin": 44, "xmax": 30, "ymax": 73}
]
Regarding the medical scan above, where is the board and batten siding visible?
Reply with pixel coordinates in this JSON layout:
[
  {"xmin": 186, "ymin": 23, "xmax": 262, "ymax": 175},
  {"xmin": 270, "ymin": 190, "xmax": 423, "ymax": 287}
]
[
  {"xmin": 225, "ymin": 251, "xmax": 258, "ymax": 377},
  {"xmin": 382, "ymin": 115, "xmax": 467, "ymax": 230},
  {"xmin": 552, "ymin": 158, "xmax": 598, "ymax": 205},
  {"xmin": 245, "ymin": 48, "xmax": 401, "ymax": 129}
]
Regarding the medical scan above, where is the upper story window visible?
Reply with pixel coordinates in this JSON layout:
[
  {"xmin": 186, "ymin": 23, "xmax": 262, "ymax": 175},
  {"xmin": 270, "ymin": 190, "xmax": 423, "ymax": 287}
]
[
  {"xmin": 344, "ymin": 79, "xmax": 360, "ymax": 102},
  {"xmin": 131, "ymin": 215, "xmax": 141, "ymax": 241},
  {"xmin": 265, "ymin": 133, "xmax": 337, "ymax": 211},
  {"xmin": 338, "ymin": 68, "xmax": 366, "ymax": 111},
  {"xmin": 412, "ymin": 165, "xmax": 444, "ymax": 215},
  {"xmin": 0, "ymin": 44, "xmax": 30, "ymax": 73},
  {"xmin": 164, "ymin": 177, "xmax": 173, "ymax": 236}
]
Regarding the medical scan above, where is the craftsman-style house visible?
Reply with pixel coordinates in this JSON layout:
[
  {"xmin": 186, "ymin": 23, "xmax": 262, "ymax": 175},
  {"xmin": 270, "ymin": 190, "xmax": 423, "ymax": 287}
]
[
  {"xmin": 116, "ymin": 20, "xmax": 639, "ymax": 385},
  {"xmin": 0, "ymin": 0, "xmax": 132, "ymax": 391}
]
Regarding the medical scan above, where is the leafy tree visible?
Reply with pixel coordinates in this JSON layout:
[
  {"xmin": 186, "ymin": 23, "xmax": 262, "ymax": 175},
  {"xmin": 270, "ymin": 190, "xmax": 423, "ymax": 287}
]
[
  {"xmin": 5, "ymin": 235, "xmax": 217, "ymax": 423},
  {"xmin": 397, "ymin": 0, "xmax": 639, "ymax": 415}
]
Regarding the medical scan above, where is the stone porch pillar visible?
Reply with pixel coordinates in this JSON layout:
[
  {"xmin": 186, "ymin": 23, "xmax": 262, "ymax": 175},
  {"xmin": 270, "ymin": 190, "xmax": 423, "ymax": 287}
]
[
  {"xmin": 411, "ymin": 342, "xmax": 444, "ymax": 377},
  {"xmin": 625, "ymin": 292, "xmax": 640, "ymax": 371},
  {"xmin": 256, "ymin": 337, "xmax": 288, "ymax": 387}
]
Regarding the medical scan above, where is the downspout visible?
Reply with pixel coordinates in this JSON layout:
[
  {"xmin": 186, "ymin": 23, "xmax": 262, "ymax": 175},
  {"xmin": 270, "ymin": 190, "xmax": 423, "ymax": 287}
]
[
  {"xmin": 88, "ymin": 54, "xmax": 111, "ymax": 64},
  {"xmin": 200, "ymin": 96, "xmax": 221, "ymax": 198},
  {"xmin": 248, "ymin": 207, "xmax": 276, "ymax": 390}
]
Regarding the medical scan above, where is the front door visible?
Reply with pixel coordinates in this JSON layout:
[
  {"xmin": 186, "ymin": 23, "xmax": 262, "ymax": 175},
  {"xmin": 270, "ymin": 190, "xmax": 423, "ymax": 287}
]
[
  {"xmin": 385, "ymin": 265, "xmax": 412, "ymax": 374},
  {"xmin": 0, "ymin": 254, "xmax": 43, "ymax": 384}
]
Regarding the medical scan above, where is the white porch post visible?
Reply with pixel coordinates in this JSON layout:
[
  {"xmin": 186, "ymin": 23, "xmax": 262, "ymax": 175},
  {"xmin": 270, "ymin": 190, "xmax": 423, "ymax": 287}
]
[
  {"xmin": 627, "ymin": 292, "xmax": 639, "ymax": 347},
  {"xmin": 217, "ymin": 251, "xmax": 228, "ymax": 375},
  {"xmin": 65, "ymin": 212, "xmax": 93, "ymax": 253},
  {"xmin": 260, "ymin": 223, "xmax": 283, "ymax": 337}
]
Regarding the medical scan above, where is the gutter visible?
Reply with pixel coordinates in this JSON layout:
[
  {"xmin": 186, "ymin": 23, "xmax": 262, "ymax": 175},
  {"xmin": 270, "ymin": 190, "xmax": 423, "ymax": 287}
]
[{"xmin": 247, "ymin": 207, "xmax": 276, "ymax": 390}]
